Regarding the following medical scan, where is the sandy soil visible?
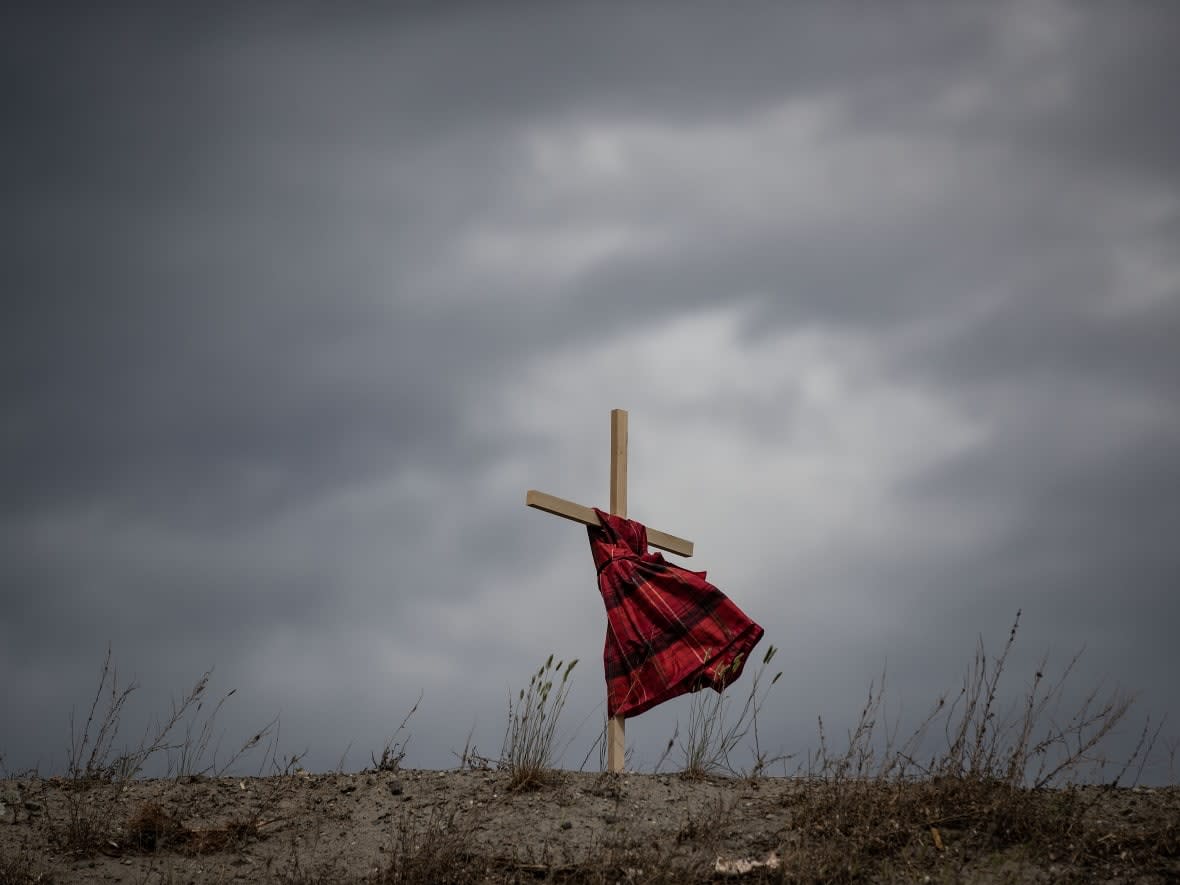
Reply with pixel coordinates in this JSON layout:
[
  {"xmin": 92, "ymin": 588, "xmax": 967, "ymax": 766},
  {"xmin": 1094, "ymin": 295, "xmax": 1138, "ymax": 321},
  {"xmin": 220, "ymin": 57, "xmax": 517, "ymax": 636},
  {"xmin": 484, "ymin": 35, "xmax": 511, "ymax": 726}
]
[{"xmin": 2, "ymin": 770, "xmax": 1177, "ymax": 883}]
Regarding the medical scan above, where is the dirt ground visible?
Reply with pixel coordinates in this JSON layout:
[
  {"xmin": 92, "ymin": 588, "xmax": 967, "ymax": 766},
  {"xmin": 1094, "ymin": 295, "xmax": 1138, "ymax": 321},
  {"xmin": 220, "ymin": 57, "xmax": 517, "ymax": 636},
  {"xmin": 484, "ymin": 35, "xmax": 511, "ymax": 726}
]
[{"xmin": 2, "ymin": 770, "xmax": 1178, "ymax": 883}]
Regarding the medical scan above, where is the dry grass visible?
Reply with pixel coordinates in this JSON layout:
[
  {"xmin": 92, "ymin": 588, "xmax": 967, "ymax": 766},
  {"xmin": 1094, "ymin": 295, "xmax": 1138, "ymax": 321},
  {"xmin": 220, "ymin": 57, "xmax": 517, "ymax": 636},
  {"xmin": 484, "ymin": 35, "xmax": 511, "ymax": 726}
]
[
  {"xmin": 773, "ymin": 610, "xmax": 1173, "ymax": 882},
  {"xmin": 807, "ymin": 610, "xmax": 1142, "ymax": 789},
  {"xmin": 371, "ymin": 691, "xmax": 422, "ymax": 774},
  {"xmin": 500, "ymin": 655, "xmax": 578, "ymax": 791},
  {"xmin": 41, "ymin": 646, "xmax": 280, "ymax": 859},
  {"xmin": 67, "ymin": 645, "xmax": 276, "ymax": 786},
  {"xmin": 0, "ymin": 843, "xmax": 48, "ymax": 885},
  {"xmin": 778, "ymin": 776, "xmax": 1179, "ymax": 882},
  {"xmin": 371, "ymin": 806, "xmax": 480, "ymax": 884},
  {"xmin": 675, "ymin": 644, "xmax": 784, "ymax": 779}
]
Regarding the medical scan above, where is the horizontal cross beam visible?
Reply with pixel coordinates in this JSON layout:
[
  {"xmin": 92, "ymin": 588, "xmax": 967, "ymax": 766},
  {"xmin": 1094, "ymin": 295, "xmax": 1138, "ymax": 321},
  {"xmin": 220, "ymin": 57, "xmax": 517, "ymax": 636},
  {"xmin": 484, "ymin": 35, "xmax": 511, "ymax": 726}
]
[{"xmin": 525, "ymin": 489, "xmax": 694, "ymax": 557}]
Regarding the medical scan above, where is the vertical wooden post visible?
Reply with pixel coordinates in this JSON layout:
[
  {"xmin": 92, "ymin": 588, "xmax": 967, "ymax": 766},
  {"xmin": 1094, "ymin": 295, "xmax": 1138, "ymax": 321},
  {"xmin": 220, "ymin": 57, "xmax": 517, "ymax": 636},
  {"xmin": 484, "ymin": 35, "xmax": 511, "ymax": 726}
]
[
  {"xmin": 610, "ymin": 409, "xmax": 628, "ymax": 518},
  {"xmin": 607, "ymin": 409, "xmax": 628, "ymax": 772}
]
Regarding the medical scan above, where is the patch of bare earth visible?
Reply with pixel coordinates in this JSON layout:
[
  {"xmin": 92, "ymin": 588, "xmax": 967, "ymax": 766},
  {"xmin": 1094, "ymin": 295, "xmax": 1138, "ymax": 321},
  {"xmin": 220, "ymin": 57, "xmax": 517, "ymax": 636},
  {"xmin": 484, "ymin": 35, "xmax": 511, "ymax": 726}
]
[{"xmin": 1, "ymin": 771, "xmax": 1177, "ymax": 883}]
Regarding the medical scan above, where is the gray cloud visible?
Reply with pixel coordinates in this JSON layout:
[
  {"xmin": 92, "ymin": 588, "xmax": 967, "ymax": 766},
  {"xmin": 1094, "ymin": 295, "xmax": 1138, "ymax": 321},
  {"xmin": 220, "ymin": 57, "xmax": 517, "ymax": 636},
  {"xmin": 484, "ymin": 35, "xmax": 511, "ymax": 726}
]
[{"xmin": 2, "ymin": 1, "xmax": 1177, "ymax": 781}]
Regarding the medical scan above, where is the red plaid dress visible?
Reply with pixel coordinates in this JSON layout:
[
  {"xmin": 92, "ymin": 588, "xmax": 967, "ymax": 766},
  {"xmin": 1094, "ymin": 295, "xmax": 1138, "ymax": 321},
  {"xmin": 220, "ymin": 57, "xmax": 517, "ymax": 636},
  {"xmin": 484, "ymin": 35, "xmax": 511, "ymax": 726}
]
[{"xmin": 588, "ymin": 508, "xmax": 764, "ymax": 718}]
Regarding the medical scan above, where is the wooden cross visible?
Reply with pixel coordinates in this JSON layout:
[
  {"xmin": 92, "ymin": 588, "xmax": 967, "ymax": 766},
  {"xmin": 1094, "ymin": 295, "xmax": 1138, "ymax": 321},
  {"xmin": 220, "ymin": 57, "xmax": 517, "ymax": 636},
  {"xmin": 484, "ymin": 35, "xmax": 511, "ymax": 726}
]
[{"xmin": 525, "ymin": 408, "xmax": 694, "ymax": 772}]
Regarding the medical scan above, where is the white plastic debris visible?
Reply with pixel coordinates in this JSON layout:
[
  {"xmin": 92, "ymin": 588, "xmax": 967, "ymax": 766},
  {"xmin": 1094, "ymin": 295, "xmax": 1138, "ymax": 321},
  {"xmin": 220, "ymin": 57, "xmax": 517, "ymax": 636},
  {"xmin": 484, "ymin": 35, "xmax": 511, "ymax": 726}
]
[{"xmin": 714, "ymin": 851, "xmax": 781, "ymax": 876}]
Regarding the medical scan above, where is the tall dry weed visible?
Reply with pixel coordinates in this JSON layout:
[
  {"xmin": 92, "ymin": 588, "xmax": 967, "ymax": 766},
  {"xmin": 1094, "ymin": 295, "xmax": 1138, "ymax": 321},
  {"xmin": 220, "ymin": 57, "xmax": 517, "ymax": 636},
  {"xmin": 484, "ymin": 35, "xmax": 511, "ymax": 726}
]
[
  {"xmin": 778, "ymin": 611, "xmax": 1155, "ymax": 883},
  {"xmin": 501, "ymin": 655, "xmax": 578, "ymax": 790},
  {"xmin": 51, "ymin": 646, "xmax": 279, "ymax": 856},
  {"xmin": 675, "ymin": 644, "xmax": 784, "ymax": 779}
]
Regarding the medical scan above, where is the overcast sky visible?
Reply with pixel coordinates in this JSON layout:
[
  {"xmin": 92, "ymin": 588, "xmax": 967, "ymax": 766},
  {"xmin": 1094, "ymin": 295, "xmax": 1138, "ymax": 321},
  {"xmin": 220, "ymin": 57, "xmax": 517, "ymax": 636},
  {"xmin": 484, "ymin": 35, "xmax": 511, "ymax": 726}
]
[{"xmin": 3, "ymin": 2, "xmax": 1178, "ymax": 784}]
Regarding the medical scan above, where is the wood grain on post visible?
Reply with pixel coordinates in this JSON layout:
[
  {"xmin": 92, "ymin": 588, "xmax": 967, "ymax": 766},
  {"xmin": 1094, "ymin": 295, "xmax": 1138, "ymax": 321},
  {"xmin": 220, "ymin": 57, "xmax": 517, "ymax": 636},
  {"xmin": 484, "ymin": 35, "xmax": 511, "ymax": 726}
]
[{"xmin": 610, "ymin": 409, "xmax": 628, "ymax": 520}]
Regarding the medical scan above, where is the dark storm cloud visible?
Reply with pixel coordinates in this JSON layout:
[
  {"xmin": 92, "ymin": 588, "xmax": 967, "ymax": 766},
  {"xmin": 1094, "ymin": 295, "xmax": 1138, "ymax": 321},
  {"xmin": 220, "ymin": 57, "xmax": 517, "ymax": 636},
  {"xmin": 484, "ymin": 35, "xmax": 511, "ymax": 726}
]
[
  {"xmin": 1002, "ymin": 4, "xmax": 1180, "ymax": 183},
  {"xmin": 4, "ymin": 3, "xmax": 524, "ymax": 532}
]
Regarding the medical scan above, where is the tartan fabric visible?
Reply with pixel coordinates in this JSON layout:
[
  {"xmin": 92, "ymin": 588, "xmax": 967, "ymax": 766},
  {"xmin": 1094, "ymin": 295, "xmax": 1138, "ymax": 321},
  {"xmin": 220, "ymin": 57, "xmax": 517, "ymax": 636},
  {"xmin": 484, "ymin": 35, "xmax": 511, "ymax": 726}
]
[{"xmin": 588, "ymin": 508, "xmax": 764, "ymax": 719}]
